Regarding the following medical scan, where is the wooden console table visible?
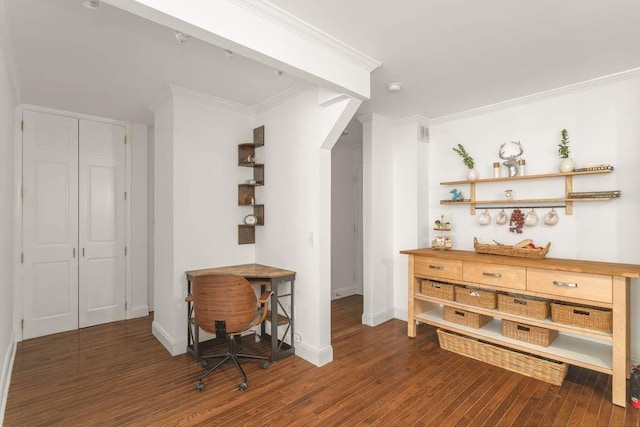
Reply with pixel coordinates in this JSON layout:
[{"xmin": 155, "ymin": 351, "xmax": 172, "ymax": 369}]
[
  {"xmin": 401, "ymin": 248, "xmax": 640, "ymax": 407},
  {"xmin": 185, "ymin": 263, "xmax": 296, "ymax": 362}
]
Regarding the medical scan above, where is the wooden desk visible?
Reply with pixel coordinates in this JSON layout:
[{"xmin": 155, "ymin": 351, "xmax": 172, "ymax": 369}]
[{"xmin": 185, "ymin": 263, "xmax": 296, "ymax": 362}]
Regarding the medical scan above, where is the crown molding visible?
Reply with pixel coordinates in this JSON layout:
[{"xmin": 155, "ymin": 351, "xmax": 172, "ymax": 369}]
[
  {"xmin": 228, "ymin": 0, "xmax": 381, "ymax": 72},
  {"xmin": 0, "ymin": 0, "xmax": 21, "ymax": 106},
  {"xmin": 167, "ymin": 84, "xmax": 254, "ymax": 115},
  {"xmin": 430, "ymin": 67, "xmax": 640, "ymax": 126},
  {"xmin": 254, "ymin": 81, "xmax": 315, "ymax": 113},
  {"xmin": 392, "ymin": 114, "xmax": 430, "ymax": 128}
]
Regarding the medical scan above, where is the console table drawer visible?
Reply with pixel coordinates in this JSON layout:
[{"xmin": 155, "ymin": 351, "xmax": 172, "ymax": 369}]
[
  {"xmin": 527, "ymin": 269, "xmax": 612, "ymax": 303},
  {"xmin": 415, "ymin": 257, "xmax": 462, "ymax": 280},
  {"xmin": 463, "ymin": 262, "xmax": 526, "ymax": 290}
]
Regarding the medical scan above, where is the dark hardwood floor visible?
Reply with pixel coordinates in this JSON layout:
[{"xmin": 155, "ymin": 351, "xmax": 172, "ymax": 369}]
[{"xmin": 4, "ymin": 295, "xmax": 640, "ymax": 426}]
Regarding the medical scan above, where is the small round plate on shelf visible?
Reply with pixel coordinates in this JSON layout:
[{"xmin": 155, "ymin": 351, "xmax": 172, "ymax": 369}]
[{"xmin": 244, "ymin": 214, "xmax": 258, "ymax": 226}]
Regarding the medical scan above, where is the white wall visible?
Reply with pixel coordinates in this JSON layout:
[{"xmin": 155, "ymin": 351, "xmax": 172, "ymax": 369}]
[
  {"xmin": 131, "ymin": 123, "xmax": 149, "ymax": 318},
  {"xmin": 360, "ymin": 115, "xmax": 422, "ymax": 326},
  {"xmin": 151, "ymin": 89, "xmax": 255, "ymax": 354},
  {"xmin": 147, "ymin": 128, "xmax": 155, "ymax": 311},
  {"xmin": 0, "ymin": 34, "xmax": 17, "ymax": 422},
  {"xmin": 254, "ymin": 88, "xmax": 361, "ymax": 366},
  {"xmin": 424, "ymin": 72, "xmax": 640, "ymax": 361},
  {"xmin": 331, "ymin": 122, "xmax": 362, "ymax": 299}
]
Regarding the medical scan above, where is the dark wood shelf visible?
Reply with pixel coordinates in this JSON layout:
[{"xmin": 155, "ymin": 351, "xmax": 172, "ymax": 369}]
[{"xmin": 237, "ymin": 126, "xmax": 266, "ymax": 244}]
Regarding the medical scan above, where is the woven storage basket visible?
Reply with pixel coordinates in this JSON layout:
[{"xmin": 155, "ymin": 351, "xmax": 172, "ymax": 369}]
[
  {"xmin": 455, "ymin": 286, "xmax": 497, "ymax": 309},
  {"xmin": 443, "ymin": 306, "xmax": 492, "ymax": 329},
  {"xmin": 502, "ymin": 319, "xmax": 558, "ymax": 347},
  {"xmin": 421, "ymin": 280, "xmax": 455, "ymax": 301},
  {"xmin": 474, "ymin": 237, "xmax": 550, "ymax": 259},
  {"xmin": 497, "ymin": 294, "xmax": 550, "ymax": 320},
  {"xmin": 551, "ymin": 303, "xmax": 612, "ymax": 333},
  {"xmin": 436, "ymin": 329, "xmax": 568, "ymax": 386}
]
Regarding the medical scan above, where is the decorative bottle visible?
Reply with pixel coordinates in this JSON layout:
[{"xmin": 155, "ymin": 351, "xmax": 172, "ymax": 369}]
[
  {"xmin": 493, "ymin": 162, "xmax": 500, "ymax": 178},
  {"xmin": 518, "ymin": 159, "xmax": 526, "ymax": 175}
]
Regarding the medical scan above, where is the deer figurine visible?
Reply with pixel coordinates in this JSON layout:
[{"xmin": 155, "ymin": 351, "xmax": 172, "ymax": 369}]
[{"xmin": 499, "ymin": 141, "xmax": 524, "ymax": 177}]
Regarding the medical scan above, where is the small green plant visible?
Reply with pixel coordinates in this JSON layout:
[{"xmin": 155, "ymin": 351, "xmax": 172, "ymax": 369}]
[
  {"xmin": 558, "ymin": 129, "xmax": 570, "ymax": 158},
  {"xmin": 452, "ymin": 143, "xmax": 475, "ymax": 169}
]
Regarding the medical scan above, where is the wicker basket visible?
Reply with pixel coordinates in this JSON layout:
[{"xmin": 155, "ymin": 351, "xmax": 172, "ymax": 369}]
[
  {"xmin": 474, "ymin": 237, "xmax": 551, "ymax": 259},
  {"xmin": 443, "ymin": 306, "xmax": 492, "ymax": 329},
  {"xmin": 436, "ymin": 329, "xmax": 568, "ymax": 386},
  {"xmin": 497, "ymin": 294, "xmax": 550, "ymax": 320},
  {"xmin": 551, "ymin": 303, "xmax": 612, "ymax": 333},
  {"xmin": 421, "ymin": 280, "xmax": 455, "ymax": 301},
  {"xmin": 502, "ymin": 319, "xmax": 558, "ymax": 347},
  {"xmin": 455, "ymin": 286, "xmax": 497, "ymax": 309}
]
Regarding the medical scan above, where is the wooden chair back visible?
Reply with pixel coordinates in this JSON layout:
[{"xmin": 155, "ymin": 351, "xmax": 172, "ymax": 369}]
[{"xmin": 192, "ymin": 274, "xmax": 259, "ymax": 335}]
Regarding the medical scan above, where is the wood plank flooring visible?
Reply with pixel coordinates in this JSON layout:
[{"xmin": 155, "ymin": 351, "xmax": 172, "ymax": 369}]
[{"xmin": 4, "ymin": 295, "xmax": 640, "ymax": 426}]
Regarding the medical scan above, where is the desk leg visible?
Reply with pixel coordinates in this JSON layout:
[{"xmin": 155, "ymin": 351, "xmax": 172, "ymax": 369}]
[{"xmin": 267, "ymin": 276, "xmax": 295, "ymax": 361}]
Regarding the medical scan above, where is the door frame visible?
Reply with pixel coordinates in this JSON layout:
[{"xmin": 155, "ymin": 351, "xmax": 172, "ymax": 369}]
[{"xmin": 13, "ymin": 104, "xmax": 132, "ymax": 342}]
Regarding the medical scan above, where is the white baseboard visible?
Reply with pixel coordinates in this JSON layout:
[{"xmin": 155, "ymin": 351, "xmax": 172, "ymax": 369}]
[
  {"xmin": 131, "ymin": 304, "xmax": 149, "ymax": 319},
  {"xmin": 331, "ymin": 286, "xmax": 359, "ymax": 300},
  {"xmin": 394, "ymin": 307, "xmax": 408, "ymax": 322},
  {"xmin": 293, "ymin": 342, "xmax": 333, "ymax": 367},
  {"xmin": 1, "ymin": 329, "xmax": 17, "ymax": 423},
  {"xmin": 361, "ymin": 308, "xmax": 394, "ymax": 327},
  {"xmin": 151, "ymin": 321, "xmax": 186, "ymax": 356}
]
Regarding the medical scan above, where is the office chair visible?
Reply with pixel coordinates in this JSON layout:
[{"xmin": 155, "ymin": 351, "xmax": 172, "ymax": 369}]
[{"xmin": 189, "ymin": 274, "xmax": 272, "ymax": 391}]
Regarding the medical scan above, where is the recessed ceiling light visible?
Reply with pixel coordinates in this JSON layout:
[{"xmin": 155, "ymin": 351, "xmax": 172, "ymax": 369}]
[
  {"xmin": 387, "ymin": 82, "xmax": 402, "ymax": 92},
  {"xmin": 82, "ymin": 0, "xmax": 100, "ymax": 9}
]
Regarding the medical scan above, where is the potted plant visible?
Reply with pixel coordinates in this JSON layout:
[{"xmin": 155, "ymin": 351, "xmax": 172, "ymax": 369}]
[
  {"xmin": 558, "ymin": 129, "xmax": 575, "ymax": 172},
  {"xmin": 452, "ymin": 143, "xmax": 478, "ymax": 180}
]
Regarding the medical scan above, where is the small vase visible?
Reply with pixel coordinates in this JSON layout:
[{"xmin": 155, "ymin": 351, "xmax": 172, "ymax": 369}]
[
  {"xmin": 467, "ymin": 168, "xmax": 479, "ymax": 180},
  {"xmin": 558, "ymin": 158, "xmax": 575, "ymax": 173}
]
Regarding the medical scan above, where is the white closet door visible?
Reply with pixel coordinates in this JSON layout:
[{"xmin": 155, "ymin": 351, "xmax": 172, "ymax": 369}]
[
  {"xmin": 22, "ymin": 111, "xmax": 79, "ymax": 339},
  {"xmin": 78, "ymin": 120, "xmax": 126, "ymax": 328}
]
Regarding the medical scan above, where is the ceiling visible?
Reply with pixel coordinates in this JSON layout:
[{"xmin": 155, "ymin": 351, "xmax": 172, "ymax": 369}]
[{"xmin": 5, "ymin": 0, "xmax": 640, "ymax": 125}]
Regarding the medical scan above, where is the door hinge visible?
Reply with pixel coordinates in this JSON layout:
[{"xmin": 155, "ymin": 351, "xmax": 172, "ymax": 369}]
[
  {"xmin": 21, "ymin": 121, "xmax": 24, "ymax": 131},
  {"xmin": 21, "ymin": 186, "xmax": 24, "ymax": 198},
  {"xmin": 124, "ymin": 246, "xmax": 128, "ymax": 256},
  {"xmin": 124, "ymin": 191, "xmax": 127, "ymax": 200},
  {"xmin": 125, "ymin": 302, "xmax": 128, "ymax": 311},
  {"xmin": 20, "ymin": 252, "xmax": 24, "ymax": 263},
  {"xmin": 124, "ymin": 135, "xmax": 127, "ymax": 145},
  {"xmin": 21, "ymin": 319, "xmax": 24, "ymax": 330}
]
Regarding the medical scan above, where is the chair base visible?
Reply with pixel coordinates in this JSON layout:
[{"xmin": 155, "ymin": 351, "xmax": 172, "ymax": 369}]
[{"xmin": 196, "ymin": 336, "xmax": 269, "ymax": 391}]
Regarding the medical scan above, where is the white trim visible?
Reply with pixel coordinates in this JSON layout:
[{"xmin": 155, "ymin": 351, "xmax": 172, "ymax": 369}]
[
  {"xmin": 392, "ymin": 114, "xmax": 430, "ymax": 129},
  {"xmin": 168, "ymin": 85, "xmax": 254, "ymax": 115},
  {"xmin": 131, "ymin": 304, "xmax": 150, "ymax": 319},
  {"xmin": 12, "ymin": 107, "xmax": 23, "ymax": 343},
  {"xmin": 0, "ymin": 329, "xmax": 16, "ymax": 423},
  {"xmin": 331, "ymin": 287, "xmax": 359, "ymax": 300},
  {"xmin": 0, "ymin": 0, "xmax": 21, "ymax": 105},
  {"xmin": 430, "ymin": 67, "xmax": 640, "ymax": 125},
  {"xmin": 152, "ymin": 320, "xmax": 186, "ymax": 356},
  {"xmin": 19, "ymin": 104, "xmax": 131, "ymax": 127},
  {"xmin": 228, "ymin": 0, "xmax": 381, "ymax": 72},
  {"xmin": 293, "ymin": 342, "xmax": 333, "ymax": 367},
  {"xmin": 125, "ymin": 124, "xmax": 132, "ymax": 320},
  {"xmin": 361, "ymin": 308, "xmax": 394, "ymax": 327},
  {"xmin": 255, "ymin": 81, "xmax": 315, "ymax": 112},
  {"xmin": 393, "ymin": 307, "xmax": 408, "ymax": 322}
]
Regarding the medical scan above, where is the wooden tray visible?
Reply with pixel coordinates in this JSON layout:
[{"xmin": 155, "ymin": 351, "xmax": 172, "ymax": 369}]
[{"xmin": 474, "ymin": 237, "xmax": 550, "ymax": 259}]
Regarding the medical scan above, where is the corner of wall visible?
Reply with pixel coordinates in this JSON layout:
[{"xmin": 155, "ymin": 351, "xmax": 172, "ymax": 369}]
[{"xmin": 0, "ymin": 328, "xmax": 17, "ymax": 423}]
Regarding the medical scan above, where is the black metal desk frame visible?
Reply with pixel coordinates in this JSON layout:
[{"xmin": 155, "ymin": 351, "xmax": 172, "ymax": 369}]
[{"xmin": 185, "ymin": 265, "xmax": 295, "ymax": 362}]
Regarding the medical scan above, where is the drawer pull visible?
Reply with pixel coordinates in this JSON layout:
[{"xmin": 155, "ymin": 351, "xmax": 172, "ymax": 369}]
[
  {"xmin": 553, "ymin": 280, "xmax": 579, "ymax": 288},
  {"xmin": 516, "ymin": 325, "xmax": 531, "ymax": 332},
  {"xmin": 482, "ymin": 272, "xmax": 502, "ymax": 278},
  {"xmin": 429, "ymin": 265, "xmax": 444, "ymax": 270}
]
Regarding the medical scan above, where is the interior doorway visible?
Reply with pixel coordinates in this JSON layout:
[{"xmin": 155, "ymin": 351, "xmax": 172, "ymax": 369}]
[{"xmin": 330, "ymin": 119, "xmax": 363, "ymax": 304}]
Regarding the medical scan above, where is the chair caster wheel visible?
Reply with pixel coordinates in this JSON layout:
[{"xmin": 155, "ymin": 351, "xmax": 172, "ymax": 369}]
[
  {"xmin": 261, "ymin": 361, "xmax": 269, "ymax": 369},
  {"xmin": 196, "ymin": 382, "xmax": 205, "ymax": 392},
  {"xmin": 238, "ymin": 382, "xmax": 247, "ymax": 391}
]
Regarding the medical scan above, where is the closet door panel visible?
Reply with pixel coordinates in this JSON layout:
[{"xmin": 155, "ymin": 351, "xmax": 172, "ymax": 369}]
[
  {"xmin": 79, "ymin": 119, "xmax": 126, "ymax": 328},
  {"xmin": 22, "ymin": 110, "xmax": 79, "ymax": 339}
]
